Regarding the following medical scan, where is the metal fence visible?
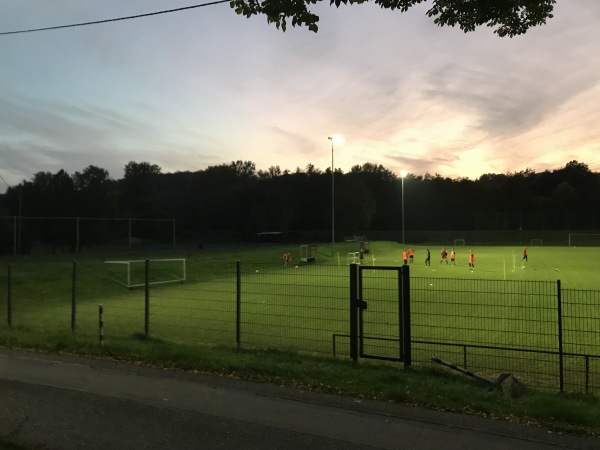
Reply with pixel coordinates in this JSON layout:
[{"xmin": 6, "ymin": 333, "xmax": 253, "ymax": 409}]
[
  {"xmin": 0, "ymin": 216, "xmax": 176, "ymax": 255},
  {"xmin": 1, "ymin": 260, "xmax": 598, "ymax": 395},
  {"xmin": 408, "ymin": 277, "xmax": 600, "ymax": 394}
]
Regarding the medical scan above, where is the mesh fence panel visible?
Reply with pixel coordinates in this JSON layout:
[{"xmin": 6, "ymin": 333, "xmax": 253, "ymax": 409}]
[
  {"xmin": 561, "ymin": 288, "xmax": 600, "ymax": 393},
  {"xmin": 147, "ymin": 259, "xmax": 238, "ymax": 345},
  {"xmin": 238, "ymin": 263, "xmax": 348, "ymax": 354},
  {"xmin": 0, "ymin": 217, "xmax": 175, "ymax": 254},
  {"xmin": 410, "ymin": 277, "xmax": 561, "ymax": 390},
  {"xmin": 0, "ymin": 260, "xmax": 599, "ymax": 394}
]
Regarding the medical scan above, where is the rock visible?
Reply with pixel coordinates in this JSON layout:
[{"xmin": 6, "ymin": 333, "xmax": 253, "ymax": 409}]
[{"xmin": 496, "ymin": 373, "xmax": 527, "ymax": 398}]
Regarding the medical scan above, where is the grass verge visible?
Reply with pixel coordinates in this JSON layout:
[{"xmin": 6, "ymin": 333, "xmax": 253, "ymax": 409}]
[{"xmin": 0, "ymin": 327, "xmax": 598, "ymax": 439}]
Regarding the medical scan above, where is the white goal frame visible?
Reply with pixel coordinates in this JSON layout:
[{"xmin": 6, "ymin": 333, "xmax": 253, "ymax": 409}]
[
  {"xmin": 568, "ymin": 234, "xmax": 600, "ymax": 247},
  {"xmin": 453, "ymin": 239, "xmax": 466, "ymax": 246},
  {"xmin": 300, "ymin": 244, "xmax": 317, "ymax": 263},
  {"xmin": 105, "ymin": 258, "xmax": 186, "ymax": 288},
  {"xmin": 530, "ymin": 238, "xmax": 543, "ymax": 246}
]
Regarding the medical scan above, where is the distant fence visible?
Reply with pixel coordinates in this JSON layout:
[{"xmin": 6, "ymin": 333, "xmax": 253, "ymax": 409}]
[
  {"xmin": 4, "ymin": 216, "xmax": 600, "ymax": 257},
  {"xmin": 0, "ymin": 216, "xmax": 176, "ymax": 255},
  {"xmin": 1, "ymin": 260, "xmax": 598, "ymax": 395}
]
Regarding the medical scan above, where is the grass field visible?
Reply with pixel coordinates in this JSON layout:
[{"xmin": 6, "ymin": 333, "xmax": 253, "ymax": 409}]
[
  {"xmin": 1, "ymin": 241, "xmax": 600, "ymax": 438},
  {"xmin": 338, "ymin": 242, "xmax": 600, "ymax": 287},
  {"xmin": 0, "ymin": 241, "xmax": 599, "ymax": 393}
]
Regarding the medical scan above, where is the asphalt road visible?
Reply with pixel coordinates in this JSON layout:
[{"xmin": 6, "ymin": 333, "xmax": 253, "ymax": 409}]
[{"xmin": 0, "ymin": 349, "xmax": 595, "ymax": 450}]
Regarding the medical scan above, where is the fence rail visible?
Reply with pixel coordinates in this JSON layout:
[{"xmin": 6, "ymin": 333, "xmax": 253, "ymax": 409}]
[
  {"xmin": 0, "ymin": 216, "xmax": 176, "ymax": 255},
  {"xmin": 1, "ymin": 260, "xmax": 598, "ymax": 395}
]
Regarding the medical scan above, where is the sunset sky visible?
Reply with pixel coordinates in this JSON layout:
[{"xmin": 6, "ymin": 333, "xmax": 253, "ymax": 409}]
[{"xmin": 1, "ymin": 0, "xmax": 599, "ymax": 192}]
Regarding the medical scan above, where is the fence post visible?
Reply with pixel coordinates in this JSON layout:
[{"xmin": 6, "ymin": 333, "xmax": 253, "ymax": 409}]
[
  {"xmin": 7, "ymin": 264, "xmax": 12, "ymax": 327},
  {"xmin": 401, "ymin": 264, "xmax": 411, "ymax": 368},
  {"xmin": 236, "ymin": 261, "xmax": 241, "ymax": 349},
  {"xmin": 557, "ymin": 279, "xmax": 564, "ymax": 392},
  {"xmin": 349, "ymin": 263, "xmax": 358, "ymax": 362},
  {"xmin": 99, "ymin": 304, "xmax": 104, "ymax": 347},
  {"xmin": 71, "ymin": 262, "xmax": 77, "ymax": 333},
  {"xmin": 145, "ymin": 259, "xmax": 150, "ymax": 338}
]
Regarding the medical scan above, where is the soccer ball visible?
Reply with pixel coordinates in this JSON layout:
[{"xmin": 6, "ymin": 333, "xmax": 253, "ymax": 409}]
[
  {"xmin": 255, "ymin": 269, "xmax": 259, "ymax": 273},
  {"xmin": 555, "ymin": 268, "xmax": 559, "ymax": 271}
]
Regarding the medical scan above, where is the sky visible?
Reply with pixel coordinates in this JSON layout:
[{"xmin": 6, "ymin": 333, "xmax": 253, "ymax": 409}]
[{"xmin": 1, "ymin": 1, "xmax": 600, "ymax": 193}]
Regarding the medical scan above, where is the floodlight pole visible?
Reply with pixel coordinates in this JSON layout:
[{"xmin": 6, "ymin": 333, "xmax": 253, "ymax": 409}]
[
  {"xmin": 328, "ymin": 137, "xmax": 335, "ymax": 257},
  {"xmin": 401, "ymin": 170, "xmax": 408, "ymax": 246}
]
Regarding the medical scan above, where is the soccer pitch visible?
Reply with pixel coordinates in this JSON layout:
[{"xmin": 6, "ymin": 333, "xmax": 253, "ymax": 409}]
[
  {"xmin": 359, "ymin": 242, "xmax": 600, "ymax": 288},
  {"xmin": 1, "ymin": 242, "xmax": 599, "ymax": 392},
  {"xmin": 1, "ymin": 242, "xmax": 599, "ymax": 347}
]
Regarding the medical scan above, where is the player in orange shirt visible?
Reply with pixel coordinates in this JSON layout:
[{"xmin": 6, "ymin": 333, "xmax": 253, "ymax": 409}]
[
  {"xmin": 402, "ymin": 249, "xmax": 408, "ymax": 265},
  {"xmin": 440, "ymin": 247, "xmax": 448, "ymax": 264},
  {"xmin": 468, "ymin": 250, "xmax": 475, "ymax": 270},
  {"xmin": 408, "ymin": 248, "xmax": 415, "ymax": 264},
  {"xmin": 450, "ymin": 248, "xmax": 456, "ymax": 265},
  {"xmin": 283, "ymin": 252, "xmax": 292, "ymax": 267}
]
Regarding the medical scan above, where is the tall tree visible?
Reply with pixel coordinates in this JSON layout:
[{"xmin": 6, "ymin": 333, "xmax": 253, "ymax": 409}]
[
  {"xmin": 121, "ymin": 162, "xmax": 162, "ymax": 217},
  {"xmin": 24, "ymin": 170, "xmax": 76, "ymax": 251},
  {"xmin": 336, "ymin": 175, "xmax": 376, "ymax": 232},
  {"xmin": 26, "ymin": 170, "xmax": 76, "ymax": 217},
  {"xmin": 231, "ymin": 0, "xmax": 556, "ymax": 36},
  {"xmin": 73, "ymin": 165, "xmax": 115, "ymax": 217},
  {"xmin": 350, "ymin": 163, "xmax": 399, "ymax": 230}
]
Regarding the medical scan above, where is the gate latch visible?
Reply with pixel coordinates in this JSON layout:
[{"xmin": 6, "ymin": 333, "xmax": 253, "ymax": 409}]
[{"xmin": 359, "ymin": 300, "xmax": 368, "ymax": 310}]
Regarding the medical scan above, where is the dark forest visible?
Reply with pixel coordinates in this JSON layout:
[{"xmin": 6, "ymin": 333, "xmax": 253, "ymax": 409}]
[{"xmin": 1, "ymin": 160, "xmax": 599, "ymax": 245}]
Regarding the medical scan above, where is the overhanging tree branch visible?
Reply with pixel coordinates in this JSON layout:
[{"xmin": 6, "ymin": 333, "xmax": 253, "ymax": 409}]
[{"xmin": 229, "ymin": 0, "xmax": 556, "ymax": 37}]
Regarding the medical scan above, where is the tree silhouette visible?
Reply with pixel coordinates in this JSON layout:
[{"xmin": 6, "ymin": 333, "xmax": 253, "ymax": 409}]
[{"xmin": 231, "ymin": 0, "xmax": 556, "ymax": 37}]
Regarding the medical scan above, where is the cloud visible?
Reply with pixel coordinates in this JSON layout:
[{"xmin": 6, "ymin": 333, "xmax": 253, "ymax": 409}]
[{"xmin": 1, "ymin": 0, "xmax": 600, "ymax": 193}]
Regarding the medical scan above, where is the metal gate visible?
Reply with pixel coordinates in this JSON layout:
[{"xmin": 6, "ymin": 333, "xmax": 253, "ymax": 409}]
[{"xmin": 350, "ymin": 264, "xmax": 411, "ymax": 366}]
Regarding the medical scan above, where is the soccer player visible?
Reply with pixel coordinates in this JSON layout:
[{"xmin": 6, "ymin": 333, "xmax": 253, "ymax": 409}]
[
  {"xmin": 283, "ymin": 252, "xmax": 292, "ymax": 267},
  {"xmin": 425, "ymin": 249, "xmax": 431, "ymax": 266},
  {"xmin": 468, "ymin": 250, "xmax": 475, "ymax": 270},
  {"xmin": 522, "ymin": 247, "xmax": 528, "ymax": 262},
  {"xmin": 408, "ymin": 248, "xmax": 415, "ymax": 264},
  {"xmin": 402, "ymin": 249, "xmax": 408, "ymax": 265},
  {"xmin": 450, "ymin": 248, "xmax": 456, "ymax": 265},
  {"xmin": 440, "ymin": 247, "xmax": 448, "ymax": 264}
]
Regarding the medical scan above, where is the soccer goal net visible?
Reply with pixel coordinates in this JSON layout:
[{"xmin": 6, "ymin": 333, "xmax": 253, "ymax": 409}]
[
  {"xmin": 530, "ymin": 238, "xmax": 543, "ymax": 246},
  {"xmin": 453, "ymin": 239, "xmax": 466, "ymax": 246},
  {"xmin": 568, "ymin": 234, "xmax": 600, "ymax": 247},
  {"xmin": 300, "ymin": 244, "xmax": 317, "ymax": 262},
  {"xmin": 105, "ymin": 258, "xmax": 186, "ymax": 288}
]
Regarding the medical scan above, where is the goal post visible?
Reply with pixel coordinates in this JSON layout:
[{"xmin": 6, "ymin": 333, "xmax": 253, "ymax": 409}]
[
  {"xmin": 530, "ymin": 238, "xmax": 543, "ymax": 246},
  {"xmin": 568, "ymin": 234, "xmax": 600, "ymax": 247},
  {"xmin": 453, "ymin": 239, "xmax": 466, "ymax": 246},
  {"xmin": 300, "ymin": 244, "xmax": 317, "ymax": 263},
  {"xmin": 347, "ymin": 252, "xmax": 359, "ymax": 264},
  {"xmin": 105, "ymin": 258, "xmax": 186, "ymax": 288}
]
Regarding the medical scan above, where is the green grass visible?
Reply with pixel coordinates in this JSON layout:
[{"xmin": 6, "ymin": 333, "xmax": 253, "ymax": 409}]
[
  {"xmin": 0, "ymin": 242, "xmax": 600, "ymax": 351},
  {"xmin": 0, "ymin": 328, "xmax": 598, "ymax": 437},
  {"xmin": 1, "ymin": 243, "xmax": 599, "ymax": 359},
  {"xmin": 0, "ymin": 242, "xmax": 599, "ymax": 437}
]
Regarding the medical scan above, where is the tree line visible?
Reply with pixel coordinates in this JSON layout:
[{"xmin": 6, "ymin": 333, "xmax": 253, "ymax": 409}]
[{"xmin": 1, "ymin": 160, "xmax": 599, "ymax": 244}]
